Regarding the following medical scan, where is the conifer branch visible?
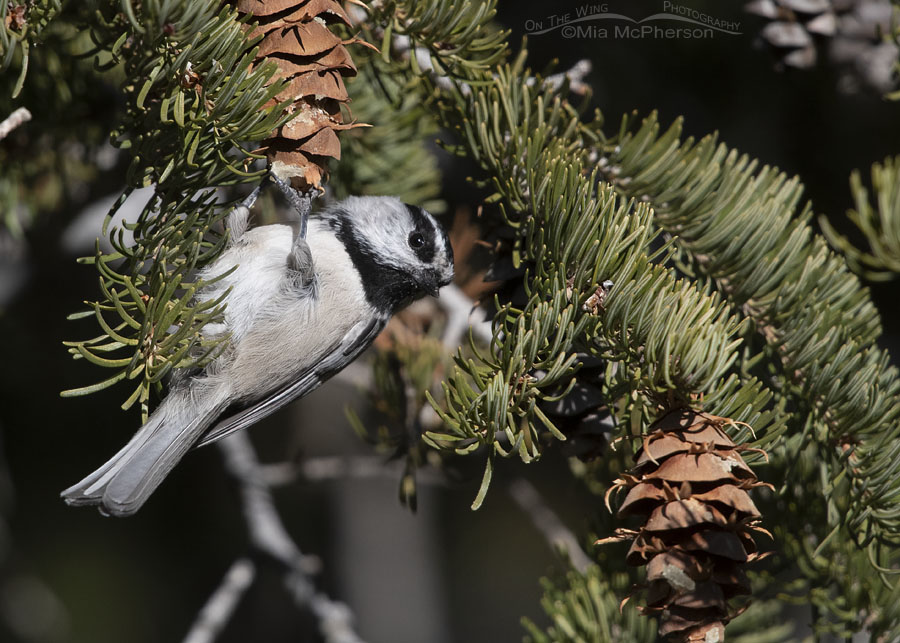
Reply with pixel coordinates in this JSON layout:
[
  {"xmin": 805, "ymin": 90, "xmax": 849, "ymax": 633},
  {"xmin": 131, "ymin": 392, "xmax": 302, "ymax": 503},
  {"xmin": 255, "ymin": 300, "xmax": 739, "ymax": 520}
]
[
  {"xmin": 598, "ymin": 111, "xmax": 900, "ymax": 634},
  {"xmin": 365, "ymin": 0, "xmax": 900, "ymax": 635},
  {"xmin": 522, "ymin": 564, "xmax": 657, "ymax": 643},
  {"xmin": 820, "ymin": 156, "xmax": 900, "ymax": 281},
  {"xmin": 330, "ymin": 56, "xmax": 443, "ymax": 209},
  {"xmin": 0, "ymin": 0, "xmax": 63, "ymax": 97},
  {"xmin": 61, "ymin": 0, "xmax": 292, "ymax": 418},
  {"xmin": 19, "ymin": 0, "xmax": 900, "ymax": 638}
]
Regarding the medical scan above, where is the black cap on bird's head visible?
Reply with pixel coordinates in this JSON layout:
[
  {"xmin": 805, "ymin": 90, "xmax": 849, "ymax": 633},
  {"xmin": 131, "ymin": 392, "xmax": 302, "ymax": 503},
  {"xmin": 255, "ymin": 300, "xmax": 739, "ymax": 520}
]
[{"xmin": 326, "ymin": 196, "xmax": 455, "ymax": 314}]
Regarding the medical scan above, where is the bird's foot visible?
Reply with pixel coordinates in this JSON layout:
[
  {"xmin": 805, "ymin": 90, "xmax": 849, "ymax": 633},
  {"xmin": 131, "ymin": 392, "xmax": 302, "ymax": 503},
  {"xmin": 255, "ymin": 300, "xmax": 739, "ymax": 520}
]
[
  {"xmin": 226, "ymin": 185, "xmax": 262, "ymax": 244},
  {"xmin": 269, "ymin": 174, "xmax": 317, "ymax": 291}
]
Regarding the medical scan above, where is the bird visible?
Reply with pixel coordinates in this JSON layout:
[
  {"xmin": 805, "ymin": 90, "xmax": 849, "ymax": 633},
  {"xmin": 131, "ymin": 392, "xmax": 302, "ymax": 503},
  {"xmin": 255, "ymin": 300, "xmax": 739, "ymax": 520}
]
[{"xmin": 61, "ymin": 193, "xmax": 454, "ymax": 517}]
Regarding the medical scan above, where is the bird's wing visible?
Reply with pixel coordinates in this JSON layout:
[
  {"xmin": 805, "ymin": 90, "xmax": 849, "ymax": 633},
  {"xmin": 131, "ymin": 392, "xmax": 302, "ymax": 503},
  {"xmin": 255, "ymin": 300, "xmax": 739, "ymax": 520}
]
[{"xmin": 194, "ymin": 316, "xmax": 386, "ymax": 448}]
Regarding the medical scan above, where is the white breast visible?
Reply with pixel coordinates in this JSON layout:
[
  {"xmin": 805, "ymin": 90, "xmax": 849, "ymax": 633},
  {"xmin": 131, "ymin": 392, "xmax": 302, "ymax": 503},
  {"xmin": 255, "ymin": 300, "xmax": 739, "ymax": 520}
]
[
  {"xmin": 198, "ymin": 219, "xmax": 372, "ymax": 398},
  {"xmin": 198, "ymin": 224, "xmax": 294, "ymax": 341}
]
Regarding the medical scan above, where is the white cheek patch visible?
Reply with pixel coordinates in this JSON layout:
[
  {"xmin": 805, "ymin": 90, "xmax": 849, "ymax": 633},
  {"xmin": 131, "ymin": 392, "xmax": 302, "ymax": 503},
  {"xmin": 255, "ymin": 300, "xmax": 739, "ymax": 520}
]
[
  {"xmin": 348, "ymin": 196, "xmax": 419, "ymax": 271},
  {"xmin": 431, "ymin": 218, "xmax": 448, "ymax": 260}
]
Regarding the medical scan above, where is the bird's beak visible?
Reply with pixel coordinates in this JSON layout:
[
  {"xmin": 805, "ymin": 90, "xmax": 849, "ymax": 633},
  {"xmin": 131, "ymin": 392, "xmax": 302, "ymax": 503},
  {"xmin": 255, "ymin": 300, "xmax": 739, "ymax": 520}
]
[{"xmin": 421, "ymin": 270, "xmax": 451, "ymax": 298}]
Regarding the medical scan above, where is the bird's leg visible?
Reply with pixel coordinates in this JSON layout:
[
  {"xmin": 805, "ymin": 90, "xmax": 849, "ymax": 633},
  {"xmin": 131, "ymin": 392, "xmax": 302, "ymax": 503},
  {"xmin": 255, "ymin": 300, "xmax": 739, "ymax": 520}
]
[
  {"xmin": 269, "ymin": 174, "xmax": 317, "ymax": 291},
  {"xmin": 226, "ymin": 185, "xmax": 262, "ymax": 245}
]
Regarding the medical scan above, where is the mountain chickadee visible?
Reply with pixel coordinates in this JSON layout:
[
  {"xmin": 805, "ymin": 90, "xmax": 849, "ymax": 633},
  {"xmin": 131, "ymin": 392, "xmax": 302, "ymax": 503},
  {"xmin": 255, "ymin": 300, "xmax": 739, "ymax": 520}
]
[{"xmin": 62, "ymin": 194, "xmax": 454, "ymax": 516}]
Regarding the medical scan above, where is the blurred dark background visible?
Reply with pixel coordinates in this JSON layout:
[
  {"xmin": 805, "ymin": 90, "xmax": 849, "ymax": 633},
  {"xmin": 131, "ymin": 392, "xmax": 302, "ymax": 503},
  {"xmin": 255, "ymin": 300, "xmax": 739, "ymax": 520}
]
[{"xmin": 2, "ymin": 1, "xmax": 899, "ymax": 642}]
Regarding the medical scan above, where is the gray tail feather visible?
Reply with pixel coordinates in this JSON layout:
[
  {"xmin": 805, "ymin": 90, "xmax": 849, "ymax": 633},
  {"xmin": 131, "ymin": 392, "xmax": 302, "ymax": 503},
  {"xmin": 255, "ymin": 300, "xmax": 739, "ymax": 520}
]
[{"xmin": 61, "ymin": 385, "xmax": 230, "ymax": 517}]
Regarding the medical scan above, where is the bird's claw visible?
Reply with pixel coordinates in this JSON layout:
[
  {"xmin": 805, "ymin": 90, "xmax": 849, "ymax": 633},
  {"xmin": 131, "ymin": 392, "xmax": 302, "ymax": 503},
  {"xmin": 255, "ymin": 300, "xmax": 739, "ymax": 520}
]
[{"xmin": 269, "ymin": 173, "xmax": 313, "ymax": 241}]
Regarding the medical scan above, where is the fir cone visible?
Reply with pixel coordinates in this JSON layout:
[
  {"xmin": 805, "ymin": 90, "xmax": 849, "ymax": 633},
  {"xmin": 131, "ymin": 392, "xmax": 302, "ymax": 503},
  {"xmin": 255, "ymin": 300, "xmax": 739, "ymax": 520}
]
[
  {"xmin": 746, "ymin": 0, "xmax": 897, "ymax": 92},
  {"xmin": 600, "ymin": 409, "xmax": 769, "ymax": 641},
  {"xmin": 234, "ymin": 0, "xmax": 368, "ymax": 190},
  {"xmin": 747, "ymin": 0, "xmax": 838, "ymax": 68},
  {"xmin": 828, "ymin": 0, "xmax": 897, "ymax": 93}
]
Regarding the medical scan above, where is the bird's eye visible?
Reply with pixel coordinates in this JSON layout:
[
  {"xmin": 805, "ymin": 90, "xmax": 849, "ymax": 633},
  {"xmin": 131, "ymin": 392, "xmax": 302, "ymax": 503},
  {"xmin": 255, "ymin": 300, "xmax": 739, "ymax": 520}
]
[{"xmin": 408, "ymin": 232, "xmax": 426, "ymax": 249}]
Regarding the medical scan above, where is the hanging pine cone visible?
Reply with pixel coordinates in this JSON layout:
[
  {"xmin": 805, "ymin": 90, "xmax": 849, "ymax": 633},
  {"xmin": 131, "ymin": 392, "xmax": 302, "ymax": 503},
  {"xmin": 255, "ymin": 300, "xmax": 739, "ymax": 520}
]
[
  {"xmin": 746, "ymin": 0, "xmax": 838, "ymax": 68},
  {"xmin": 746, "ymin": 0, "xmax": 897, "ymax": 92},
  {"xmin": 828, "ymin": 0, "xmax": 897, "ymax": 93},
  {"xmin": 234, "ymin": 0, "xmax": 368, "ymax": 191},
  {"xmin": 599, "ymin": 409, "xmax": 770, "ymax": 642}
]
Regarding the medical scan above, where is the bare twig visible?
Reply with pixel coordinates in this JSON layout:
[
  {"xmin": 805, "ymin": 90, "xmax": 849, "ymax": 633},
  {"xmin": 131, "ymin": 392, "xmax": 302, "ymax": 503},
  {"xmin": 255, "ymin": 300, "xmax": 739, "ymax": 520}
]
[
  {"xmin": 183, "ymin": 558, "xmax": 256, "ymax": 643},
  {"xmin": 260, "ymin": 455, "xmax": 449, "ymax": 488},
  {"xmin": 508, "ymin": 478, "xmax": 593, "ymax": 573},
  {"xmin": 183, "ymin": 432, "xmax": 366, "ymax": 643},
  {"xmin": 218, "ymin": 431, "xmax": 313, "ymax": 566},
  {"xmin": 0, "ymin": 107, "xmax": 31, "ymax": 141},
  {"xmin": 437, "ymin": 283, "xmax": 492, "ymax": 350}
]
